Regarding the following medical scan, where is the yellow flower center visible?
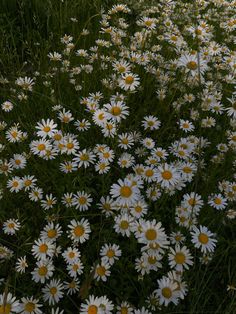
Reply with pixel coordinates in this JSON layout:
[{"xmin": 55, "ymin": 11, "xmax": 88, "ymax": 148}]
[
  {"xmin": 0, "ymin": 304, "xmax": 11, "ymax": 314},
  {"xmin": 37, "ymin": 144, "xmax": 46, "ymax": 151},
  {"xmin": 120, "ymin": 221, "xmax": 129, "ymax": 230},
  {"xmin": 183, "ymin": 166, "xmax": 192, "ymax": 173},
  {"xmin": 25, "ymin": 302, "xmax": 36, "ymax": 312},
  {"xmin": 106, "ymin": 249, "xmax": 115, "ymax": 258},
  {"xmin": 145, "ymin": 169, "xmax": 154, "ymax": 177},
  {"xmin": 162, "ymin": 287, "xmax": 172, "ymax": 299},
  {"xmin": 96, "ymin": 266, "xmax": 106, "ymax": 276},
  {"xmin": 214, "ymin": 198, "xmax": 222, "ymax": 205},
  {"xmin": 145, "ymin": 229, "xmax": 157, "ymax": 241},
  {"xmin": 174, "ymin": 252, "xmax": 186, "ymax": 264},
  {"xmin": 50, "ymin": 287, "xmax": 57, "ymax": 295},
  {"xmin": 79, "ymin": 196, "xmax": 87, "ymax": 205},
  {"xmin": 67, "ymin": 143, "xmax": 74, "ymax": 149},
  {"xmin": 39, "ymin": 244, "xmax": 48, "ymax": 253},
  {"xmin": 161, "ymin": 170, "xmax": 173, "ymax": 180},
  {"xmin": 187, "ymin": 61, "xmax": 198, "ymax": 70},
  {"xmin": 73, "ymin": 226, "xmax": 84, "ymax": 237},
  {"xmin": 120, "ymin": 186, "xmax": 132, "ymax": 198},
  {"xmin": 47, "ymin": 229, "xmax": 57, "ymax": 238},
  {"xmin": 43, "ymin": 126, "xmax": 51, "ymax": 132},
  {"xmin": 198, "ymin": 233, "xmax": 209, "ymax": 244},
  {"xmin": 88, "ymin": 305, "xmax": 98, "ymax": 314},
  {"xmin": 38, "ymin": 266, "xmax": 48, "ymax": 276},
  {"xmin": 125, "ymin": 75, "xmax": 134, "ymax": 85},
  {"xmin": 111, "ymin": 106, "xmax": 122, "ymax": 115}
]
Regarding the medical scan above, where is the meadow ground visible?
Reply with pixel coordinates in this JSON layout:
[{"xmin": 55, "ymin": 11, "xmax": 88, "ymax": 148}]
[{"xmin": 0, "ymin": 0, "xmax": 236, "ymax": 313}]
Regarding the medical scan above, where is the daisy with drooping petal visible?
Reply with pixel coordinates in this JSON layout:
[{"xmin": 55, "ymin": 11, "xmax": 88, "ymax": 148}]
[
  {"xmin": 16, "ymin": 256, "xmax": 28, "ymax": 273},
  {"xmin": 20, "ymin": 296, "xmax": 42, "ymax": 314}
]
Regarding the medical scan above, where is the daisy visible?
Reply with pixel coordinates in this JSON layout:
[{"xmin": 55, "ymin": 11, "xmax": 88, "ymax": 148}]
[
  {"xmin": 97, "ymin": 148, "xmax": 115, "ymax": 162},
  {"xmin": 104, "ymin": 101, "xmax": 129, "ymax": 122},
  {"xmin": 226, "ymin": 97, "xmax": 236, "ymax": 119},
  {"xmin": 63, "ymin": 279, "xmax": 80, "ymax": 295},
  {"xmin": 0, "ymin": 292, "xmax": 21, "ymax": 313},
  {"xmin": 15, "ymin": 256, "xmax": 28, "ymax": 273},
  {"xmin": 118, "ymin": 133, "xmax": 134, "ymax": 150},
  {"xmin": 36, "ymin": 119, "xmax": 58, "ymax": 138},
  {"xmin": 208, "ymin": 194, "xmax": 228, "ymax": 210},
  {"xmin": 110, "ymin": 178, "xmax": 140, "ymax": 206},
  {"xmin": 112, "ymin": 60, "xmax": 131, "ymax": 74},
  {"xmin": 119, "ymin": 73, "xmax": 140, "ymax": 91},
  {"xmin": 142, "ymin": 166, "xmax": 158, "ymax": 183},
  {"xmin": 1, "ymin": 100, "xmax": 14, "ymax": 112},
  {"xmin": 16, "ymin": 76, "xmax": 34, "ymax": 91},
  {"xmin": 179, "ymin": 119, "xmax": 195, "ymax": 133},
  {"xmin": 66, "ymin": 259, "xmax": 84, "ymax": 277},
  {"xmin": 28, "ymin": 187, "xmax": 43, "ymax": 202},
  {"xmin": 80, "ymin": 295, "xmax": 102, "ymax": 314},
  {"xmin": 48, "ymin": 52, "xmax": 62, "ymax": 61},
  {"xmin": 101, "ymin": 121, "xmax": 117, "ymax": 138},
  {"xmin": 74, "ymin": 119, "xmax": 91, "ymax": 131},
  {"xmin": 72, "ymin": 191, "xmax": 93, "ymax": 211},
  {"xmin": 114, "ymin": 213, "xmax": 133, "ymax": 237},
  {"xmin": 32, "ymin": 238, "xmax": 55, "ymax": 260},
  {"xmin": 41, "ymin": 194, "xmax": 57, "ymax": 210},
  {"xmin": 62, "ymin": 247, "xmax": 81, "ymax": 264},
  {"xmin": 5, "ymin": 125, "xmax": 23, "ymax": 142},
  {"xmin": 30, "ymin": 139, "xmax": 52, "ymax": 157},
  {"xmin": 7, "ymin": 176, "xmax": 23, "ymax": 193},
  {"xmin": 98, "ymin": 296, "xmax": 114, "ymax": 313},
  {"xmin": 156, "ymin": 277, "xmax": 180, "ymax": 306},
  {"xmin": 116, "ymin": 301, "xmax": 134, "ymax": 314},
  {"xmin": 20, "ymin": 297, "xmax": 42, "ymax": 314},
  {"xmin": 68, "ymin": 218, "xmax": 91, "ymax": 243},
  {"xmin": 156, "ymin": 163, "xmax": 181, "ymax": 189},
  {"xmin": 191, "ymin": 225, "xmax": 217, "ymax": 253},
  {"xmin": 59, "ymin": 160, "xmax": 77, "ymax": 173},
  {"xmin": 118, "ymin": 153, "xmax": 135, "ymax": 168},
  {"xmin": 0, "ymin": 160, "xmax": 13, "ymax": 175},
  {"xmin": 142, "ymin": 115, "xmax": 161, "ymax": 131},
  {"xmin": 31, "ymin": 259, "xmax": 54, "ymax": 283},
  {"xmin": 95, "ymin": 161, "xmax": 110, "ymax": 174},
  {"xmin": 3, "ymin": 218, "xmax": 21, "ymax": 235},
  {"xmin": 22, "ymin": 175, "xmax": 37, "ymax": 191},
  {"xmin": 100, "ymin": 243, "xmax": 122, "ymax": 265},
  {"xmin": 42, "ymin": 279, "xmax": 64, "ymax": 305},
  {"xmin": 168, "ymin": 245, "xmax": 193, "ymax": 271},
  {"xmin": 130, "ymin": 199, "xmax": 148, "ymax": 218},
  {"xmin": 10, "ymin": 154, "xmax": 27, "ymax": 169},
  {"xmin": 92, "ymin": 109, "xmax": 108, "ymax": 126},
  {"xmin": 94, "ymin": 262, "xmax": 111, "ymax": 282},
  {"xmin": 97, "ymin": 196, "xmax": 116, "ymax": 217},
  {"xmin": 178, "ymin": 53, "xmax": 207, "ymax": 76},
  {"xmin": 57, "ymin": 108, "xmax": 74, "ymax": 123},
  {"xmin": 40, "ymin": 222, "xmax": 63, "ymax": 241},
  {"xmin": 60, "ymin": 135, "xmax": 80, "ymax": 155},
  {"xmin": 61, "ymin": 192, "xmax": 74, "ymax": 208},
  {"xmin": 137, "ymin": 219, "xmax": 169, "ymax": 248},
  {"xmin": 73, "ymin": 149, "xmax": 96, "ymax": 168}
]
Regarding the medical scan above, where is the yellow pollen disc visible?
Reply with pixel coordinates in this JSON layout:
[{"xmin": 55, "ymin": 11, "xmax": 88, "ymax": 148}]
[
  {"xmin": 38, "ymin": 266, "xmax": 48, "ymax": 276},
  {"xmin": 111, "ymin": 106, "xmax": 122, "ymax": 115},
  {"xmin": 195, "ymin": 29, "xmax": 202, "ymax": 35},
  {"xmin": 134, "ymin": 205, "xmax": 142, "ymax": 213},
  {"xmin": 118, "ymin": 66, "xmax": 126, "ymax": 73},
  {"xmin": 161, "ymin": 170, "xmax": 172, "ymax": 180},
  {"xmin": 125, "ymin": 75, "xmax": 134, "ymax": 85},
  {"xmin": 54, "ymin": 134, "xmax": 62, "ymax": 141},
  {"xmin": 174, "ymin": 252, "xmax": 186, "ymax": 264},
  {"xmin": 162, "ymin": 287, "xmax": 172, "ymax": 299},
  {"xmin": 88, "ymin": 305, "xmax": 98, "ymax": 314},
  {"xmin": 79, "ymin": 196, "xmax": 87, "ymax": 205},
  {"xmin": 106, "ymin": 249, "xmax": 115, "ymax": 258},
  {"xmin": 67, "ymin": 143, "xmax": 74, "ymax": 149},
  {"xmin": 24, "ymin": 179, "xmax": 32, "ymax": 186},
  {"xmin": 214, "ymin": 198, "xmax": 222, "ymax": 205},
  {"xmin": 96, "ymin": 266, "xmax": 106, "ymax": 276},
  {"xmin": 121, "ymin": 308, "xmax": 128, "ymax": 314},
  {"xmin": 50, "ymin": 287, "xmax": 57, "ymax": 295},
  {"xmin": 74, "ymin": 225, "xmax": 84, "ymax": 237},
  {"xmin": 39, "ymin": 244, "xmax": 48, "ymax": 253},
  {"xmin": 47, "ymin": 229, "xmax": 57, "ymax": 238},
  {"xmin": 73, "ymin": 264, "xmax": 79, "ymax": 271},
  {"xmin": 8, "ymin": 223, "xmax": 15, "ymax": 229},
  {"xmin": 188, "ymin": 198, "xmax": 196, "ymax": 206},
  {"xmin": 148, "ymin": 256, "xmax": 157, "ymax": 264},
  {"xmin": 63, "ymin": 116, "xmax": 70, "ymax": 123},
  {"xmin": 198, "ymin": 233, "xmax": 209, "ymax": 244},
  {"xmin": 11, "ymin": 131, "xmax": 18, "ymax": 138},
  {"xmin": 120, "ymin": 221, "xmax": 129, "ymax": 229},
  {"xmin": 120, "ymin": 186, "xmax": 132, "ymax": 198},
  {"xmin": 182, "ymin": 123, "xmax": 189, "ymax": 129},
  {"xmin": 103, "ymin": 152, "xmax": 110, "ymax": 158},
  {"xmin": 25, "ymin": 302, "xmax": 35, "ymax": 312},
  {"xmin": 183, "ymin": 167, "xmax": 192, "ymax": 173},
  {"xmin": 12, "ymin": 181, "xmax": 19, "ymax": 187},
  {"xmin": 98, "ymin": 113, "xmax": 104, "ymax": 120},
  {"xmin": 122, "ymin": 138, "xmax": 128, "ymax": 144},
  {"xmin": 145, "ymin": 229, "xmax": 157, "ymax": 241},
  {"xmin": 69, "ymin": 252, "xmax": 75, "ymax": 259},
  {"xmin": 15, "ymin": 159, "xmax": 21, "ymax": 165},
  {"xmin": 37, "ymin": 144, "xmax": 46, "ymax": 151},
  {"xmin": 80, "ymin": 154, "xmax": 89, "ymax": 161},
  {"xmin": 0, "ymin": 165, "xmax": 9, "ymax": 171},
  {"xmin": 145, "ymin": 169, "xmax": 154, "ymax": 177},
  {"xmin": 43, "ymin": 126, "xmax": 51, "ymax": 132},
  {"xmin": 187, "ymin": 61, "xmax": 198, "ymax": 70},
  {"xmin": 0, "ymin": 304, "xmax": 11, "ymax": 314}
]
